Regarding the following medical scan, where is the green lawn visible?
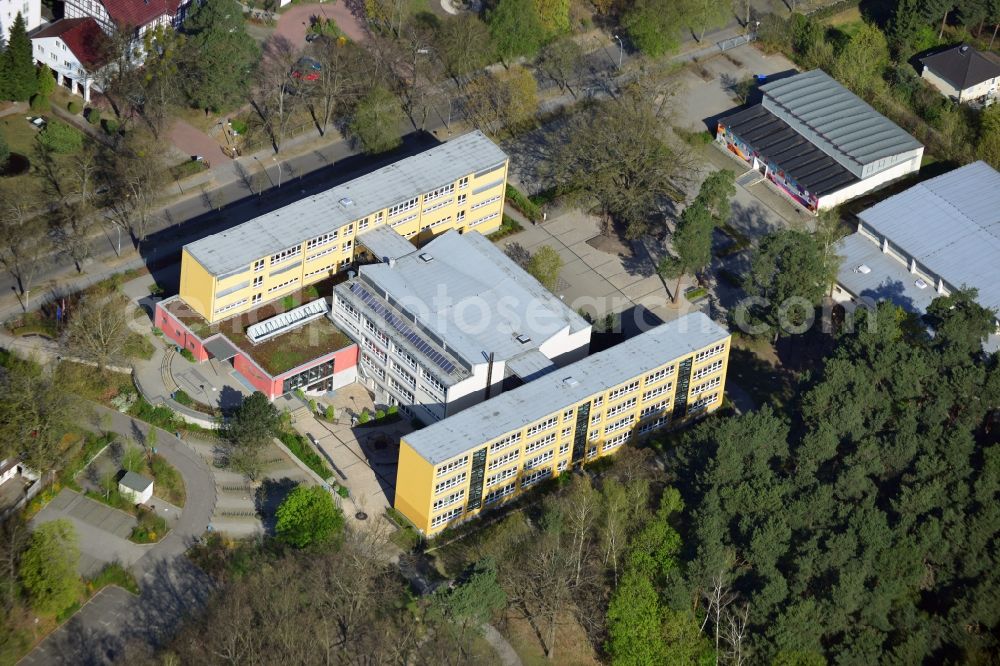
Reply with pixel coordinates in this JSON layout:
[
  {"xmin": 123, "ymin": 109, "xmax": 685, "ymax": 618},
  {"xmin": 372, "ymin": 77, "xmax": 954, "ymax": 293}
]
[{"xmin": 0, "ymin": 114, "xmax": 89, "ymax": 203}]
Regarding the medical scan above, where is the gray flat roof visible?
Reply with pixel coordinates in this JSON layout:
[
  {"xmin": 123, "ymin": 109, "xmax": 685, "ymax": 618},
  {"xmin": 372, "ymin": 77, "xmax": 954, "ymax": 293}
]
[
  {"xmin": 507, "ymin": 349, "xmax": 556, "ymax": 382},
  {"xmin": 405, "ymin": 312, "xmax": 730, "ymax": 465},
  {"xmin": 857, "ymin": 161, "xmax": 1000, "ymax": 312},
  {"xmin": 358, "ymin": 225, "xmax": 418, "ymax": 261},
  {"xmin": 119, "ymin": 471, "xmax": 152, "ymax": 492},
  {"xmin": 184, "ymin": 131, "xmax": 508, "ymax": 277},
  {"xmin": 356, "ymin": 230, "xmax": 590, "ymax": 367},
  {"xmin": 762, "ymin": 70, "xmax": 922, "ymax": 168},
  {"xmin": 835, "ymin": 233, "xmax": 940, "ymax": 314}
]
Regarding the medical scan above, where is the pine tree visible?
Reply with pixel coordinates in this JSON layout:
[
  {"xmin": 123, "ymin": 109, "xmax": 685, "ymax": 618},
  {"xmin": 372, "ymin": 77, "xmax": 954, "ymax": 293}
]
[{"xmin": 3, "ymin": 14, "xmax": 37, "ymax": 101}]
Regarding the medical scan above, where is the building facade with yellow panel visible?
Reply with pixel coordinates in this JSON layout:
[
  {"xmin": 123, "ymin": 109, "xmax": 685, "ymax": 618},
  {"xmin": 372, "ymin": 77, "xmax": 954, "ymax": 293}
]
[
  {"xmin": 179, "ymin": 131, "xmax": 509, "ymax": 324},
  {"xmin": 395, "ymin": 312, "xmax": 731, "ymax": 535}
]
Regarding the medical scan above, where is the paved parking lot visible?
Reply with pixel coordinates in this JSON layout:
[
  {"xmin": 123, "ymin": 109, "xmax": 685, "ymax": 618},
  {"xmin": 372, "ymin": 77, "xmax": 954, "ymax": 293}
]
[{"xmin": 32, "ymin": 489, "xmax": 145, "ymax": 578}]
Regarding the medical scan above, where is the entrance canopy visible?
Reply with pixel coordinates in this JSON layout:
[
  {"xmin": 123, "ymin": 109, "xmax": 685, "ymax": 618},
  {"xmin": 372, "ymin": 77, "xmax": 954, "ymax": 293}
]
[{"xmin": 204, "ymin": 335, "xmax": 239, "ymax": 361}]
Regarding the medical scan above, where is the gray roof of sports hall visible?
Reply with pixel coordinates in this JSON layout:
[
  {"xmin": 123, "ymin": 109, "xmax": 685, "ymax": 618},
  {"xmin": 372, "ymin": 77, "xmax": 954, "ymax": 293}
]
[
  {"xmin": 761, "ymin": 70, "xmax": 922, "ymax": 169},
  {"xmin": 834, "ymin": 233, "xmax": 940, "ymax": 315},
  {"xmin": 404, "ymin": 312, "xmax": 731, "ymax": 465},
  {"xmin": 183, "ymin": 131, "xmax": 508, "ymax": 277},
  {"xmin": 856, "ymin": 160, "xmax": 1000, "ymax": 313},
  {"xmin": 351, "ymin": 230, "xmax": 590, "ymax": 368}
]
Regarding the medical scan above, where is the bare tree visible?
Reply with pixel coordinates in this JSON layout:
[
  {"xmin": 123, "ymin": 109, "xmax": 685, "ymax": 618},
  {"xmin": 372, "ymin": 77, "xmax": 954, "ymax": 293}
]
[
  {"xmin": 0, "ymin": 200, "xmax": 45, "ymax": 310},
  {"xmin": 98, "ymin": 130, "xmax": 166, "ymax": 250},
  {"xmin": 306, "ymin": 38, "xmax": 366, "ymax": 135},
  {"xmin": 49, "ymin": 202, "xmax": 94, "ymax": 273},
  {"xmin": 252, "ymin": 36, "xmax": 304, "ymax": 153},
  {"xmin": 62, "ymin": 290, "xmax": 134, "ymax": 373},
  {"xmin": 536, "ymin": 36, "xmax": 584, "ymax": 98}
]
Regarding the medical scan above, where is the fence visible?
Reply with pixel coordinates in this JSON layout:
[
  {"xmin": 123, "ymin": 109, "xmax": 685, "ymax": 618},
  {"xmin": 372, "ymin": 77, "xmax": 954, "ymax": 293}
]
[{"xmin": 717, "ymin": 32, "xmax": 757, "ymax": 52}]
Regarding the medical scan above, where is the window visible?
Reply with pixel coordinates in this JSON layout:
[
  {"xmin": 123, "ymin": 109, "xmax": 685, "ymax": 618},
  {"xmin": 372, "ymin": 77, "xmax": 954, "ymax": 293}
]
[
  {"xmin": 471, "ymin": 211, "xmax": 499, "ymax": 227},
  {"xmin": 388, "ymin": 197, "xmax": 418, "ymax": 217},
  {"xmin": 484, "ymin": 482, "xmax": 516, "ymax": 505},
  {"xmin": 608, "ymin": 381, "xmax": 640, "ymax": 401},
  {"xmin": 390, "ymin": 361, "xmax": 416, "ymax": 388},
  {"xmin": 389, "ymin": 377, "xmax": 414, "ymax": 403},
  {"xmin": 305, "ymin": 263, "xmax": 336, "ymax": 278},
  {"xmin": 603, "ymin": 432, "xmax": 630, "ymax": 451},
  {"xmin": 644, "ymin": 366, "xmax": 674, "ymax": 384},
  {"xmin": 308, "ymin": 245, "xmax": 338, "ymax": 262},
  {"xmin": 521, "ymin": 468, "xmax": 551, "ymax": 488},
  {"xmin": 488, "ymin": 449, "xmax": 520, "ymax": 470},
  {"xmin": 638, "ymin": 416, "xmax": 670, "ymax": 435},
  {"xmin": 358, "ymin": 218, "xmax": 369, "ymax": 231},
  {"xmin": 253, "ymin": 276, "xmax": 263, "ymax": 288},
  {"xmin": 267, "ymin": 277, "xmax": 299, "ymax": 293},
  {"xmin": 423, "ymin": 183, "xmax": 455, "ymax": 202},
  {"xmin": 606, "ymin": 397, "xmax": 636, "ymax": 418},
  {"xmin": 526, "ymin": 416, "xmax": 558, "ymax": 437},
  {"xmin": 423, "ymin": 198, "xmax": 452, "ymax": 215},
  {"xmin": 456, "ymin": 210, "xmax": 466, "ymax": 222},
  {"xmin": 689, "ymin": 393, "xmax": 719, "ymax": 414},
  {"xmin": 643, "ymin": 383, "xmax": 673, "ymax": 402},
  {"xmin": 375, "ymin": 211, "xmax": 384, "ymax": 224},
  {"xmin": 361, "ymin": 354, "xmax": 385, "ymax": 379},
  {"xmin": 338, "ymin": 298, "xmax": 360, "ymax": 320},
  {"xmin": 589, "ymin": 429, "xmax": 599, "ymax": 441},
  {"xmin": 251, "ymin": 293, "xmax": 262, "ymax": 305},
  {"xmin": 214, "ymin": 298, "xmax": 248, "ymax": 315},
  {"xmin": 457, "ymin": 193, "xmax": 467, "ymax": 205},
  {"xmin": 604, "ymin": 414, "xmax": 635, "ymax": 434},
  {"xmin": 253, "ymin": 259, "xmax": 265, "ymax": 272},
  {"xmin": 694, "ymin": 343, "xmax": 727, "ymax": 363},
  {"xmin": 436, "ymin": 456, "xmax": 469, "ymax": 478},
  {"xmin": 432, "ymin": 489, "xmax": 465, "ymax": 512},
  {"xmin": 489, "ymin": 432, "xmax": 522, "ymax": 453},
  {"xmin": 431, "ymin": 506, "xmax": 463, "ymax": 529},
  {"xmin": 471, "ymin": 194, "xmax": 501, "ymax": 210},
  {"xmin": 524, "ymin": 450, "xmax": 553, "ymax": 469},
  {"xmin": 458, "ymin": 176, "xmax": 469, "ymax": 189},
  {"xmin": 525, "ymin": 433, "xmax": 556, "ymax": 454},
  {"xmin": 435, "ymin": 472, "xmax": 466, "ymax": 495},
  {"xmin": 587, "ymin": 446, "xmax": 598, "ymax": 458},
  {"xmin": 590, "ymin": 413, "xmax": 602, "ymax": 425},
  {"xmin": 592, "ymin": 396, "xmax": 604, "ymax": 407},
  {"xmin": 692, "ymin": 359, "xmax": 724, "ymax": 381},
  {"xmin": 270, "ymin": 246, "xmax": 301, "ymax": 264},
  {"xmin": 640, "ymin": 400, "xmax": 670, "ymax": 419},
  {"xmin": 557, "ymin": 459, "xmax": 569, "ymax": 472},
  {"xmin": 395, "ymin": 345, "xmax": 418, "ymax": 369},
  {"xmin": 307, "ymin": 231, "xmax": 337, "ymax": 250},
  {"xmin": 561, "ymin": 426, "xmax": 572, "ymax": 438},
  {"xmin": 562, "ymin": 408, "xmax": 574, "ymax": 421},
  {"xmin": 345, "ymin": 224, "xmax": 354, "ymax": 234},
  {"xmin": 486, "ymin": 466, "xmax": 517, "ymax": 488},
  {"xmin": 690, "ymin": 376, "xmax": 722, "ymax": 396},
  {"xmin": 342, "ymin": 240, "xmax": 353, "ymax": 252}
]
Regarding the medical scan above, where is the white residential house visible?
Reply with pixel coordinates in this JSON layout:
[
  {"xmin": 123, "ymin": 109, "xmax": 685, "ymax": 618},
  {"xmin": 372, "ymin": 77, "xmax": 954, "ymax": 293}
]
[
  {"xmin": 1, "ymin": 0, "xmax": 42, "ymax": 42},
  {"xmin": 919, "ymin": 44, "xmax": 1000, "ymax": 105},
  {"xmin": 31, "ymin": 18, "xmax": 109, "ymax": 102},
  {"xmin": 63, "ymin": 0, "xmax": 192, "ymax": 39},
  {"xmin": 119, "ymin": 471, "xmax": 154, "ymax": 504}
]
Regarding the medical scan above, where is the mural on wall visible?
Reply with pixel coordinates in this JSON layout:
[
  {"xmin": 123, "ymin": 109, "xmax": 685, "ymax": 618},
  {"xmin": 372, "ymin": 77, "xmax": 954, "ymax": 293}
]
[{"xmin": 716, "ymin": 123, "xmax": 819, "ymax": 212}]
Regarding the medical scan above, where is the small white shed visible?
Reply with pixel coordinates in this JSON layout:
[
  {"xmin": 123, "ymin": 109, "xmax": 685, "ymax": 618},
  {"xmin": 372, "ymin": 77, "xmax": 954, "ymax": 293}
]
[{"xmin": 119, "ymin": 471, "xmax": 154, "ymax": 504}]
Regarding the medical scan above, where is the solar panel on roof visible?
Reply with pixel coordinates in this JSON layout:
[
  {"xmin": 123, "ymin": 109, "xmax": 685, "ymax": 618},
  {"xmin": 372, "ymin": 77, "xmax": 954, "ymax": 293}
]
[{"xmin": 350, "ymin": 282, "xmax": 457, "ymax": 374}]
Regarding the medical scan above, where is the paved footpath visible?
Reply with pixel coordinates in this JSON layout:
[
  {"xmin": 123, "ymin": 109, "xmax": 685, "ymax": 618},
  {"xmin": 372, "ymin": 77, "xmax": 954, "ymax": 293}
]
[{"xmin": 20, "ymin": 406, "xmax": 217, "ymax": 665}]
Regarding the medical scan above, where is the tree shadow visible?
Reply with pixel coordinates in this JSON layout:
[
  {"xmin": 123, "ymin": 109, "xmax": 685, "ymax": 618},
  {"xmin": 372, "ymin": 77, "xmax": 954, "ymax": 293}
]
[
  {"xmin": 255, "ymin": 477, "xmax": 299, "ymax": 533},
  {"xmin": 217, "ymin": 385, "xmax": 245, "ymax": 416}
]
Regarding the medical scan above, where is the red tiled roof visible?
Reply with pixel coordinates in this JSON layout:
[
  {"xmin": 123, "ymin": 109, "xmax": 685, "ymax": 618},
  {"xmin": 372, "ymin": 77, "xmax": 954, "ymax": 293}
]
[
  {"xmin": 32, "ymin": 18, "xmax": 111, "ymax": 70},
  {"xmin": 100, "ymin": 0, "xmax": 182, "ymax": 29}
]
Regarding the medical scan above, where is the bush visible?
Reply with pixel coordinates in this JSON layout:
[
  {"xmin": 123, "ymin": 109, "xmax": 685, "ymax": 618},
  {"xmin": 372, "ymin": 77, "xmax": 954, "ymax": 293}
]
[
  {"xmin": 88, "ymin": 562, "xmax": 139, "ymax": 594},
  {"xmin": 387, "ymin": 404, "xmax": 398, "ymax": 416},
  {"xmin": 179, "ymin": 348, "xmax": 196, "ymax": 362},
  {"xmin": 131, "ymin": 506, "xmax": 168, "ymax": 543},
  {"xmin": 86, "ymin": 108, "xmax": 101, "ymax": 125},
  {"xmin": 505, "ymin": 184, "xmax": 541, "ymax": 222},
  {"xmin": 275, "ymin": 485, "xmax": 344, "ymax": 548},
  {"xmin": 357, "ymin": 410, "xmax": 370, "ymax": 425},
  {"xmin": 375, "ymin": 409, "xmax": 385, "ymax": 420},
  {"xmin": 173, "ymin": 389, "xmax": 193, "ymax": 406},
  {"xmin": 102, "ymin": 118, "xmax": 119, "ymax": 134},
  {"xmin": 324, "ymin": 405, "xmax": 336, "ymax": 421},
  {"xmin": 67, "ymin": 101, "xmax": 82, "ymax": 114},
  {"xmin": 38, "ymin": 120, "xmax": 84, "ymax": 154},
  {"xmin": 277, "ymin": 431, "xmax": 333, "ymax": 478},
  {"xmin": 29, "ymin": 94, "xmax": 50, "ymax": 112},
  {"xmin": 336, "ymin": 484, "xmax": 349, "ymax": 498},
  {"xmin": 309, "ymin": 398, "xmax": 317, "ymax": 413},
  {"xmin": 487, "ymin": 214, "xmax": 524, "ymax": 241}
]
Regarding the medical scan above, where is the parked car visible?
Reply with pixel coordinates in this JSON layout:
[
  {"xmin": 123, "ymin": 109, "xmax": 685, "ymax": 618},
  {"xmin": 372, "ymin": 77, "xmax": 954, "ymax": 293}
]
[
  {"xmin": 290, "ymin": 57, "xmax": 322, "ymax": 82},
  {"xmin": 28, "ymin": 116, "xmax": 46, "ymax": 129}
]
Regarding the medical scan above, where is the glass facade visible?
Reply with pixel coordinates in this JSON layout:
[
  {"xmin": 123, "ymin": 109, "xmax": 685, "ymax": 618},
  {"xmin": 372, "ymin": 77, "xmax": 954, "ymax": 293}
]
[{"xmin": 282, "ymin": 359, "xmax": 335, "ymax": 395}]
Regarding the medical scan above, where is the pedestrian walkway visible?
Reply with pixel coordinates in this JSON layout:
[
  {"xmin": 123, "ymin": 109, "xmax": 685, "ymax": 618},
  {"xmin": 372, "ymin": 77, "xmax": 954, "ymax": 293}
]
[{"xmin": 168, "ymin": 119, "xmax": 229, "ymax": 167}]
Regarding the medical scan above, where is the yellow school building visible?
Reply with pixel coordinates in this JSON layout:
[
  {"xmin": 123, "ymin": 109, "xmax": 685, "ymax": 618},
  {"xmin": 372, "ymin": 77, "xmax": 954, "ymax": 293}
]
[
  {"xmin": 178, "ymin": 131, "xmax": 510, "ymax": 324},
  {"xmin": 395, "ymin": 312, "xmax": 731, "ymax": 535}
]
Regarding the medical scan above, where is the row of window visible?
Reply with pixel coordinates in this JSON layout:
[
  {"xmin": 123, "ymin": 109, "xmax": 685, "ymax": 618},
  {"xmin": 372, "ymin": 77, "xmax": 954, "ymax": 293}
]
[
  {"xmin": 436, "ymin": 455, "xmax": 468, "ymax": 478},
  {"xmin": 389, "ymin": 377, "xmax": 415, "ymax": 404},
  {"xmin": 471, "ymin": 211, "xmax": 499, "ymax": 227},
  {"xmin": 435, "ymin": 472, "xmax": 466, "ymax": 495},
  {"xmin": 605, "ymin": 397, "xmax": 637, "ymax": 418},
  {"xmin": 524, "ymin": 450, "xmax": 553, "ymax": 470},
  {"xmin": 423, "ymin": 183, "xmax": 456, "ymax": 203},
  {"xmin": 603, "ymin": 432, "xmax": 630, "ymax": 452},
  {"xmin": 643, "ymin": 383, "xmax": 672, "ymax": 402},
  {"xmin": 388, "ymin": 197, "xmax": 419, "ymax": 217},
  {"xmin": 214, "ymin": 297, "xmax": 248, "ymax": 315},
  {"xmin": 432, "ymin": 489, "xmax": 465, "ymax": 513},
  {"xmin": 526, "ymin": 416, "xmax": 558, "ymax": 437},
  {"xmin": 692, "ymin": 359, "xmax": 724, "ymax": 381},
  {"xmin": 489, "ymin": 432, "xmax": 522, "ymax": 453},
  {"xmin": 690, "ymin": 376, "xmax": 722, "ymax": 396},
  {"xmin": 431, "ymin": 506, "xmax": 463, "ymax": 529},
  {"xmin": 484, "ymin": 482, "xmax": 516, "ymax": 505},
  {"xmin": 638, "ymin": 415, "xmax": 670, "ymax": 435},
  {"xmin": 640, "ymin": 399, "xmax": 670, "ymax": 419},
  {"xmin": 391, "ymin": 212, "xmax": 419, "ymax": 228},
  {"xmin": 694, "ymin": 343, "xmax": 726, "ymax": 363},
  {"xmin": 270, "ymin": 246, "xmax": 301, "ymax": 264},
  {"xmin": 525, "ymin": 432, "xmax": 556, "ymax": 455},
  {"xmin": 487, "ymin": 466, "xmax": 518, "ymax": 488},
  {"xmin": 521, "ymin": 468, "xmax": 551, "ymax": 489},
  {"xmin": 605, "ymin": 414, "xmax": 635, "ymax": 435},
  {"xmin": 689, "ymin": 392, "xmax": 719, "ymax": 414},
  {"xmin": 645, "ymin": 365, "xmax": 674, "ymax": 384},
  {"xmin": 608, "ymin": 380, "xmax": 640, "ymax": 401},
  {"xmin": 470, "ymin": 194, "xmax": 501, "ymax": 211},
  {"xmin": 267, "ymin": 277, "xmax": 299, "ymax": 294},
  {"xmin": 489, "ymin": 449, "xmax": 520, "ymax": 470}
]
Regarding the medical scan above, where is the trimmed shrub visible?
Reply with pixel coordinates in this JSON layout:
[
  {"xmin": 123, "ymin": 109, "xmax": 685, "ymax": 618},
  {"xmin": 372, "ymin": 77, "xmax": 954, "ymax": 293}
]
[
  {"xmin": 86, "ymin": 108, "xmax": 101, "ymax": 125},
  {"xmin": 67, "ymin": 100, "xmax": 82, "ymax": 114},
  {"xmin": 179, "ymin": 348, "xmax": 196, "ymax": 362},
  {"xmin": 387, "ymin": 404, "xmax": 398, "ymax": 416},
  {"xmin": 102, "ymin": 118, "xmax": 119, "ymax": 134},
  {"xmin": 29, "ymin": 94, "xmax": 50, "ymax": 112},
  {"xmin": 357, "ymin": 410, "xmax": 370, "ymax": 425},
  {"xmin": 375, "ymin": 409, "xmax": 385, "ymax": 420}
]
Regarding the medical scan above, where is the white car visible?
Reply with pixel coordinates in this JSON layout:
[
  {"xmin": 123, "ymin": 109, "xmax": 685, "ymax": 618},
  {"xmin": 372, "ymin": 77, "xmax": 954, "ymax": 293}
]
[{"xmin": 28, "ymin": 116, "xmax": 46, "ymax": 129}]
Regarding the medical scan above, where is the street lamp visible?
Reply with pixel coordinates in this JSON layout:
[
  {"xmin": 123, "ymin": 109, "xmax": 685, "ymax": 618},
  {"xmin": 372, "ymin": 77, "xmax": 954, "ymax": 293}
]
[
  {"xmin": 273, "ymin": 157, "xmax": 282, "ymax": 188},
  {"xmin": 413, "ymin": 46, "xmax": 431, "ymax": 87},
  {"xmin": 613, "ymin": 34, "xmax": 624, "ymax": 70}
]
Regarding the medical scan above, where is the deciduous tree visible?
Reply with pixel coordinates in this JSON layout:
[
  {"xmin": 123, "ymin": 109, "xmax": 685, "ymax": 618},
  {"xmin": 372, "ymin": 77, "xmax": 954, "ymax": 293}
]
[
  {"xmin": 62, "ymin": 290, "xmax": 133, "ymax": 372},
  {"xmin": 526, "ymin": 245, "xmax": 563, "ymax": 292},
  {"xmin": 275, "ymin": 485, "xmax": 345, "ymax": 548},
  {"xmin": 19, "ymin": 519, "xmax": 81, "ymax": 614},
  {"xmin": 222, "ymin": 391, "xmax": 281, "ymax": 480},
  {"xmin": 623, "ymin": 0, "xmax": 684, "ymax": 57},
  {"xmin": 97, "ymin": 129, "xmax": 166, "ymax": 249},
  {"xmin": 536, "ymin": 37, "xmax": 584, "ymax": 97},
  {"xmin": 488, "ymin": 0, "xmax": 545, "ymax": 62},
  {"xmin": 348, "ymin": 86, "xmax": 404, "ymax": 154}
]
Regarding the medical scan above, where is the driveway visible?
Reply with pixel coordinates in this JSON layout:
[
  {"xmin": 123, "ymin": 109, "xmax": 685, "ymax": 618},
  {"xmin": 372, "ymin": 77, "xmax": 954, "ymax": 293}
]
[
  {"xmin": 21, "ymin": 405, "xmax": 217, "ymax": 665},
  {"xmin": 273, "ymin": 3, "xmax": 367, "ymax": 47},
  {"xmin": 168, "ymin": 119, "xmax": 229, "ymax": 169}
]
